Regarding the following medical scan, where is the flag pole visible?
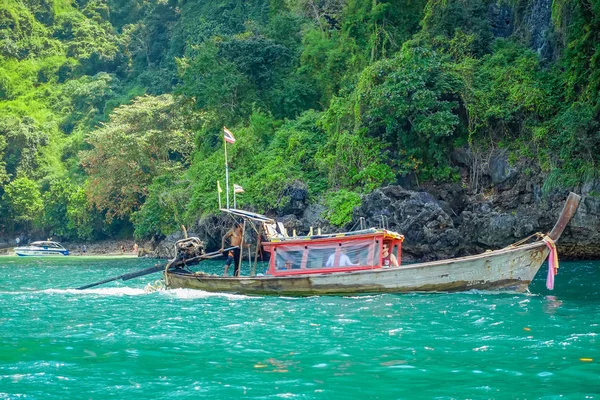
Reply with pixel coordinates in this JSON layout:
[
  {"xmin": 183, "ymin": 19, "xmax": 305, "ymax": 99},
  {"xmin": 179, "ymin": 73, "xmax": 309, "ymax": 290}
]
[
  {"xmin": 217, "ymin": 181, "xmax": 222, "ymax": 209},
  {"xmin": 224, "ymin": 132, "xmax": 230, "ymax": 209},
  {"xmin": 234, "ymin": 190, "xmax": 237, "ymax": 209}
]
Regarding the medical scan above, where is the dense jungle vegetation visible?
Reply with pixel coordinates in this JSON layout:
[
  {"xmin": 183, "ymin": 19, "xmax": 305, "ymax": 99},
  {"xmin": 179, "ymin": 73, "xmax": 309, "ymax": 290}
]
[{"xmin": 1, "ymin": 0, "xmax": 599, "ymax": 240}]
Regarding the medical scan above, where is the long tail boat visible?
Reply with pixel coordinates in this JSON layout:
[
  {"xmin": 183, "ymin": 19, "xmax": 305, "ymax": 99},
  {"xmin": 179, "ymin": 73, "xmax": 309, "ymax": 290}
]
[{"xmin": 163, "ymin": 192, "xmax": 581, "ymax": 296}]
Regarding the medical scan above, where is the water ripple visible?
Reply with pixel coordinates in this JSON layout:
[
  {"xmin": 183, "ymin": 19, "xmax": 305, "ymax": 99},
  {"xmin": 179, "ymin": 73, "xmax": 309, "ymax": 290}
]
[{"xmin": 0, "ymin": 258, "xmax": 599, "ymax": 398}]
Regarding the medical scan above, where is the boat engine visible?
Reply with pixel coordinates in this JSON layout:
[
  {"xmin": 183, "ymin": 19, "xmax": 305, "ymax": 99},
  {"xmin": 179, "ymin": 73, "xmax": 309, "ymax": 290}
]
[{"xmin": 174, "ymin": 237, "xmax": 205, "ymax": 264}]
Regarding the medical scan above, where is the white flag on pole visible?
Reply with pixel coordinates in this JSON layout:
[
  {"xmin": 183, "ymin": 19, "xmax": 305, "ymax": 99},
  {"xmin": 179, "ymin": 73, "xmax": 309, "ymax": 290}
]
[{"xmin": 234, "ymin": 184, "xmax": 244, "ymax": 193}]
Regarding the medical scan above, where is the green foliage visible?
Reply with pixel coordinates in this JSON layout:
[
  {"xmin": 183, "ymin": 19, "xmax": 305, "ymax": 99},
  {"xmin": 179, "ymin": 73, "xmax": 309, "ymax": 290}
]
[
  {"xmin": 0, "ymin": 134, "xmax": 8, "ymax": 184},
  {"xmin": 0, "ymin": 0, "xmax": 63, "ymax": 59},
  {"xmin": 324, "ymin": 189, "xmax": 361, "ymax": 227},
  {"xmin": 317, "ymin": 122, "xmax": 395, "ymax": 190},
  {"xmin": 462, "ymin": 41, "xmax": 553, "ymax": 142},
  {"xmin": 55, "ymin": 72, "xmax": 122, "ymax": 132},
  {"xmin": 66, "ymin": 184, "xmax": 98, "ymax": 240},
  {"xmin": 184, "ymin": 150, "xmax": 227, "ymax": 219},
  {"xmin": 548, "ymin": 101, "xmax": 600, "ymax": 176},
  {"xmin": 2, "ymin": 0, "xmax": 600, "ymax": 240},
  {"xmin": 177, "ymin": 28, "xmax": 318, "ymax": 121},
  {"xmin": 41, "ymin": 178, "xmax": 74, "ymax": 238},
  {"xmin": 176, "ymin": 41, "xmax": 256, "ymax": 122},
  {"xmin": 131, "ymin": 172, "xmax": 190, "ymax": 239},
  {"xmin": 343, "ymin": 0, "xmax": 427, "ymax": 61},
  {"xmin": 300, "ymin": 27, "xmax": 365, "ymax": 105},
  {"xmin": 345, "ymin": 42, "xmax": 462, "ymax": 181},
  {"xmin": 183, "ymin": 109, "xmax": 327, "ymax": 227},
  {"xmin": 558, "ymin": 0, "xmax": 600, "ymax": 106},
  {"xmin": 0, "ymin": 115, "xmax": 48, "ymax": 179},
  {"xmin": 53, "ymin": 10, "xmax": 121, "ymax": 71},
  {"xmin": 300, "ymin": 0, "xmax": 427, "ymax": 104},
  {"xmin": 2, "ymin": 176, "xmax": 43, "ymax": 228},
  {"xmin": 420, "ymin": 0, "xmax": 494, "ymax": 56},
  {"xmin": 81, "ymin": 94, "xmax": 195, "ymax": 220}
]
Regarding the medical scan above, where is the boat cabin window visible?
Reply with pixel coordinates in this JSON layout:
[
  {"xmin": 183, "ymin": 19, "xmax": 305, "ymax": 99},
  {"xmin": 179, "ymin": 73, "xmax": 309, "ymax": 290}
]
[
  {"xmin": 271, "ymin": 238, "xmax": 381, "ymax": 273},
  {"xmin": 29, "ymin": 241, "xmax": 64, "ymax": 249}
]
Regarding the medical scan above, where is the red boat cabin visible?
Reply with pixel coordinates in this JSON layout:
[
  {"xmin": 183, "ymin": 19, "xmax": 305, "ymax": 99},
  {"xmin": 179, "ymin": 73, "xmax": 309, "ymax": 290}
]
[{"xmin": 262, "ymin": 230, "xmax": 404, "ymax": 276}]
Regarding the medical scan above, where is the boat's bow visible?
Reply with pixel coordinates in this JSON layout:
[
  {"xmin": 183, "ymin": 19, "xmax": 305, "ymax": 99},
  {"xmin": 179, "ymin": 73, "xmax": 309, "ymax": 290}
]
[{"xmin": 548, "ymin": 192, "xmax": 581, "ymax": 241}]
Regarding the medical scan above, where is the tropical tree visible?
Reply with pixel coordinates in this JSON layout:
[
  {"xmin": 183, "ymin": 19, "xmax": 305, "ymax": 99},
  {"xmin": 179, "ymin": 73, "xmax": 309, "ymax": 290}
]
[
  {"xmin": 80, "ymin": 94, "xmax": 195, "ymax": 220},
  {"xmin": 2, "ymin": 177, "xmax": 43, "ymax": 229}
]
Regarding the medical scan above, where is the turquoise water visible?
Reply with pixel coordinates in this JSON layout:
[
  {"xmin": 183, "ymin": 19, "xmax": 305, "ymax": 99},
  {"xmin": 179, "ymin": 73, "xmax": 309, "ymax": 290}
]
[{"xmin": 1, "ymin": 256, "xmax": 599, "ymax": 399}]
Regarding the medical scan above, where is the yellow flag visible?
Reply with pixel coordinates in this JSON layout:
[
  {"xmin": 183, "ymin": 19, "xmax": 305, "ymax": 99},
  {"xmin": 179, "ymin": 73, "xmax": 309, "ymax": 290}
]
[{"xmin": 217, "ymin": 180, "xmax": 222, "ymax": 193}]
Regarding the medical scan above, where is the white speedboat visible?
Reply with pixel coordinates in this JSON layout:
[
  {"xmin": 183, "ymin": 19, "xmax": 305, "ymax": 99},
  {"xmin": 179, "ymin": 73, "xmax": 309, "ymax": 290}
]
[{"xmin": 14, "ymin": 241, "xmax": 69, "ymax": 256}]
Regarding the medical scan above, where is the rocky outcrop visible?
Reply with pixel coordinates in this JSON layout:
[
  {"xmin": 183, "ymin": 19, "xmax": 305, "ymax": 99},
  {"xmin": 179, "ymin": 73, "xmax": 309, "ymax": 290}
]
[
  {"xmin": 347, "ymin": 149, "xmax": 598, "ymax": 261},
  {"xmin": 351, "ymin": 184, "xmax": 597, "ymax": 261},
  {"xmin": 352, "ymin": 186, "xmax": 464, "ymax": 261},
  {"xmin": 151, "ymin": 149, "xmax": 599, "ymax": 261},
  {"xmin": 561, "ymin": 181, "xmax": 600, "ymax": 258},
  {"xmin": 488, "ymin": 2, "xmax": 514, "ymax": 38},
  {"xmin": 488, "ymin": 0, "xmax": 556, "ymax": 61},
  {"xmin": 525, "ymin": 0, "xmax": 554, "ymax": 60},
  {"xmin": 151, "ymin": 183, "xmax": 598, "ymax": 261}
]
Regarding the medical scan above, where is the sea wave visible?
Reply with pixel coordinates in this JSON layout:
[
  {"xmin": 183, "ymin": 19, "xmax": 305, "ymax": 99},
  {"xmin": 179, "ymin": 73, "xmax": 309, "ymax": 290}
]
[
  {"xmin": 44, "ymin": 287, "xmax": 148, "ymax": 296},
  {"xmin": 162, "ymin": 288, "xmax": 251, "ymax": 300},
  {"xmin": 0, "ymin": 287, "xmax": 256, "ymax": 299}
]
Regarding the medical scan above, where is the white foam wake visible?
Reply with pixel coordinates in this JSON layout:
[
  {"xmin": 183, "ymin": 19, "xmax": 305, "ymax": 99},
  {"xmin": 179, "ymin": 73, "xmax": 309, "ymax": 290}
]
[
  {"xmin": 164, "ymin": 288, "xmax": 251, "ymax": 300},
  {"xmin": 2, "ymin": 287, "xmax": 254, "ymax": 299},
  {"xmin": 43, "ymin": 287, "xmax": 147, "ymax": 296}
]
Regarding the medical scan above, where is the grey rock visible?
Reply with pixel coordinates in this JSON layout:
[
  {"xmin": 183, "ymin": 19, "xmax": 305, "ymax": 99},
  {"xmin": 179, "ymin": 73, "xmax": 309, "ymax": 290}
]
[
  {"xmin": 525, "ymin": 0, "xmax": 554, "ymax": 60},
  {"xmin": 451, "ymin": 147, "xmax": 472, "ymax": 166},
  {"xmin": 302, "ymin": 203, "xmax": 329, "ymax": 229},
  {"xmin": 279, "ymin": 180, "xmax": 308, "ymax": 216},
  {"xmin": 582, "ymin": 180, "xmax": 600, "ymax": 196},
  {"xmin": 489, "ymin": 151, "xmax": 518, "ymax": 185},
  {"xmin": 488, "ymin": 2, "xmax": 514, "ymax": 38}
]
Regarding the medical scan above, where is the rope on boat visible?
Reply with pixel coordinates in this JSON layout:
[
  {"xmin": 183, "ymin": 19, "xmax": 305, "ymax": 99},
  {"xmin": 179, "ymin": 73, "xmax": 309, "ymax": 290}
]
[
  {"xmin": 505, "ymin": 232, "xmax": 545, "ymax": 248},
  {"xmin": 163, "ymin": 259, "xmax": 174, "ymax": 287}
]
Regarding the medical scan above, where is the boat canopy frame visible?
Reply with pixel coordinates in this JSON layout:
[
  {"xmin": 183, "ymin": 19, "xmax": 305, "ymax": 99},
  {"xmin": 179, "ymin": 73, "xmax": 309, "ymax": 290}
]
[
  {"xmin": 262, "ymin": 230, "xmax": 404, "ymax": 276},
  {"xmin": 219, "ymin": 208, "xmax": 405, "ymax": 277}
]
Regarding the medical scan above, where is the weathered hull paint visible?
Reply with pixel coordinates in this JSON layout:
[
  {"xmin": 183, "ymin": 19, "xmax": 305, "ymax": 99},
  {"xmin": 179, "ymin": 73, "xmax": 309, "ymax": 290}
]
[{"xmin": 166, "ymin": 242, "xmax": 549, "ymax": 296}]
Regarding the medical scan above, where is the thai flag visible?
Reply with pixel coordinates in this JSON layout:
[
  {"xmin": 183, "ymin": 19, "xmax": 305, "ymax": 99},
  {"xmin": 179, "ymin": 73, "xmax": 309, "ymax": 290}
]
[{"xmin": 223, "ymin": 127, "xmax": 236, "ymax": 144}]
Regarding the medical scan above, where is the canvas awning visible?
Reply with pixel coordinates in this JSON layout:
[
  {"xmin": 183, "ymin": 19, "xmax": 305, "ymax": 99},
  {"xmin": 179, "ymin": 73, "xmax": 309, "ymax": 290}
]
[{"xmin": 220, "ymin": 208, "xmax": 275, "ymax": 224}]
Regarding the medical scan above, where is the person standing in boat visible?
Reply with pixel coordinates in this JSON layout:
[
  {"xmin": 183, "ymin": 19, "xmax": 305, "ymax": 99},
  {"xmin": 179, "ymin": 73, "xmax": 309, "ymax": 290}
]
[
  {"xmin": 382, "ymin": 242, "xmax": 399, "ymax": 268},
  {"xmin": 220, "ymin": 223, "xmax": 244, "ymax": 276}
]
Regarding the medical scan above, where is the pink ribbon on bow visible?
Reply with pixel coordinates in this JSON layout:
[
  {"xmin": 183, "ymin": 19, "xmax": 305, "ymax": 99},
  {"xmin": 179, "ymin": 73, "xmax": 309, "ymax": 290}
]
[{"xmin": 542, "ymin": 236, "xmax": 559, "ymax": 290}]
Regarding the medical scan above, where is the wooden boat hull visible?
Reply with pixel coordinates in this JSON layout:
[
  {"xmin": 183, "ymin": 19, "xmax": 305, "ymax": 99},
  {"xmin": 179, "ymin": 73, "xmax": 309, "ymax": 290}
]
[{"xmin": 165, "ymin": 242, "xmax": 549, "ymax": 296}]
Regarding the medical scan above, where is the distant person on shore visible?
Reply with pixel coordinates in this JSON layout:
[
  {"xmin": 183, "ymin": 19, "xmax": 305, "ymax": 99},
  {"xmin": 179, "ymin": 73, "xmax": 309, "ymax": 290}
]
[
  {"xmin": 133, "ymin": 243, "xmax": 138, "ymax": 254},
  {"xmin": 120, "ymin": 245, "xmax": 125, "ymax": 253},
  {"xmin": 82, "ymin": 245, "xmax": 87, "ymax": 254},
  {"xmin": 220, "ymin": 223, "xmax": 244, "ymax": 277}
]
